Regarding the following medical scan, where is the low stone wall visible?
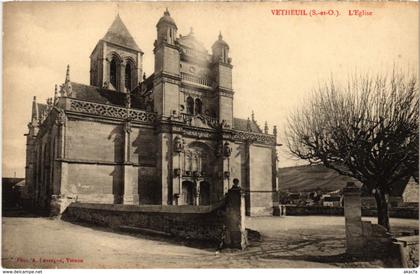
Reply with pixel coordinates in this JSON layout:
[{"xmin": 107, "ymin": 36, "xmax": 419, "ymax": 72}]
[
  {"xmin": 284, "ymin": 205, "xmax": 418, "ymax": 219},
  {"xmin": 394, "ymin": 236, "xmax": 419, "ymax": 268},
  {"xmin": 62, "ymin": 185, "xmax": 248, "ymax": 249},
  {"xmin": 62, "ymin": 202, "xmax": 225, "ymax": 243}
]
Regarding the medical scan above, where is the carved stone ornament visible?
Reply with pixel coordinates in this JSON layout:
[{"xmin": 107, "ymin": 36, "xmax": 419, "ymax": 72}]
[
  {"xmin": 173, "ymin": 136, "xmax": 184, "ymax": 153},
  {"xmin": 123, "ymin": 121, "xmax": 132, "ymax": 134},
  {"xmin": 55, "ymin": 109, "xmax": 67, "ymax": 126},
  {"xmin": 70, "ymin": 99, "xmax": 156, "ymax": 123},
  {"xmin": 174, "ymin": 168, "xmax": 181, "ymax": 177},
  {"xmin": 223, "ymin": 141, "xmax": 232, "ymax": 158}
]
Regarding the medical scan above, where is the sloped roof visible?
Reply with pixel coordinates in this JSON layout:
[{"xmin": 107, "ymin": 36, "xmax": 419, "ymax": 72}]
[
  {"xmin": 156, "ymin": 9, "xmax": 177, "ymax": 28},
  {"xmin": 70, "ymin": 82, "xmax": 146, "ymax": 109},
  {"xmin": 71, "ymin": 82, "xmax": 126, "ymax": 106},
  {"xmin": 233, "ymin": 118, "xmax": 262, "ymax": 133},
  {"xmin": 102, "ymin": 15, "xmax": 142, "ymax": 52},
  {"xmin": 212, "ymin": 33, "xmax": 229, "ymax": 49}
]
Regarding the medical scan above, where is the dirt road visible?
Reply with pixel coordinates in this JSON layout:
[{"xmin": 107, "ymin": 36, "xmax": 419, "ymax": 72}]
[{"xmin": 2, "ymin": 215, "xmax": 418, "ymax": 268}]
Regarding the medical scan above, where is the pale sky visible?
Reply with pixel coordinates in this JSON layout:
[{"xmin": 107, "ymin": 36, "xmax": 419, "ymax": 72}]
[{"xmin": 3, "ymin": 2, "xmax": 419, "ymax": 177}]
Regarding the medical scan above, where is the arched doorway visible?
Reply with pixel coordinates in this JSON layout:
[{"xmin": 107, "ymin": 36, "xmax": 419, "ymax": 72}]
[
  {"xmin": 182, "ymin": 181, "xmax": 194, "ymax": 205},
  {"xmin": 199, "ymin": 181, "xmax": 210, "ymax": 205}
]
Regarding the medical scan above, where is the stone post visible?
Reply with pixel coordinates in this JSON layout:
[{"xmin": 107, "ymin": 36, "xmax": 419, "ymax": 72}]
[
  {"xmin": 224, "ymin": 179, "xmax": 248, "ymax": 249},
  {"xmin": 343, "ymin": 181, "xmax": 364, "ymax": 255}
]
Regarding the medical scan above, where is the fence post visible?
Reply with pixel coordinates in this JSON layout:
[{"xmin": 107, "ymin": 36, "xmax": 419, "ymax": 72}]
[
  {"xmin": 343, "ymin": 181, "xmax": 364, "ymax": 256},
  {"xmin": 224, "ymin": 179, "xmax": 248, "ymax": 249}
]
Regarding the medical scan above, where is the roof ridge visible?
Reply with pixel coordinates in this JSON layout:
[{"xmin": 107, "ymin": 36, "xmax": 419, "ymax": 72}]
[{"xmin": 102, "ymin": 15, "xmax": 141, "ymax": 52}]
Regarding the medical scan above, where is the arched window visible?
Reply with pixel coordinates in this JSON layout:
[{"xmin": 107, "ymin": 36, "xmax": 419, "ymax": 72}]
[
  {"xmin": 195, "ymin": 98, "xmax": 202, "ymax": 115},
  {"xmin": 110, "ymin": 58, "xmax": 118, "ymax": 89},
  {"xmin": 125, "ymin": 62, "xmax": 132, "ymax": 91},
  {"xmin": 186, "ymin": 96, "xmax": 194, "ymax": 115}
]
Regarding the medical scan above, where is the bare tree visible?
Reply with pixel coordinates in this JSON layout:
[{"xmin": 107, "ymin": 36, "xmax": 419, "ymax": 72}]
[{"xmin": 285, "ymin": 71, "xmax": 418, "ymax": 231}]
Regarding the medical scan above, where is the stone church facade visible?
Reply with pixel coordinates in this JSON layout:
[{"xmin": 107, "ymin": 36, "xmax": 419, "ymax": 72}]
[{"xmin": 25, "ymin": 10, "xmax": 279, "ymax": 216}]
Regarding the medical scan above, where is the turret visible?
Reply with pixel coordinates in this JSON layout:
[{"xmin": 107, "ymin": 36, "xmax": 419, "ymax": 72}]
[
  {"xmin": 153, "ymin": 9, "xmax": 181, "ymax": 117},
  {"xmin": 212, "ymin": 32, "xmax": 230, "ymax": 64},
  {"xmin": 31, "ymin": 96, "xmax": 39, "ymax": 126},
  {"xmin": 211, "ymin": 32, "xmax": 233, "ymax": 127},
  {"xmin": 156, "ymin": 8, "xmax": 178, "ymax": 46}
]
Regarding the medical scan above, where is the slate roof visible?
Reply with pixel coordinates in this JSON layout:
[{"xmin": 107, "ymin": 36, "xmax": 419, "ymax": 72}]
[
  {"xmin": 233, "ymin": 118, "xmax": 262, "ymax": 133},
  {"xmin": 157, "ymin": 9, "xmax": 177, "ymax": 28},
  {"xmin": 71, "ymin": 82, "xmax": 126, "ymax": 106},
  {"xmin": 102, "ymin": 15, "xmax": 142, "ymax": 52},
  {"xmin": 70, "ymin": 82, "xmax": 145, "ymax": 109},
  {"xmin": 212, "ymin": 33, "xmax": 229, "ymax": 49}
]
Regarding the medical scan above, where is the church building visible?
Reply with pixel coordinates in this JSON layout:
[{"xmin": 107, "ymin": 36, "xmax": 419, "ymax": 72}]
[{"xmin": 25, "ymin": 10, "xmax": 279, "ymax": 216}]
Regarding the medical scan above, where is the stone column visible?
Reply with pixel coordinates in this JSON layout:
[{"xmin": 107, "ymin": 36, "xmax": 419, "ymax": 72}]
[
  {"xmin": 343, "ymin": 181, "xmax": 364, "ymax": 255},
  {"xmin": 122, "ymin": 121, "xmax": 138, "ymax": 205},
  {"xmin": 157, "ymin": 132, "xmax": 171, "ymax": 205},
  {"xmin": 224, "ymin": 180, "xmax": 248, "ymax": 249},
  {"xmin": 272, "ymin": 146, "xmax": 280, "ymax": 216},
  {"xmin": 120, "ymin": 62, "xmax": 126, "ymax": 93},
  {"xmin": 172, "ymin": 134, "xmax": 183, "ymax": 205}
]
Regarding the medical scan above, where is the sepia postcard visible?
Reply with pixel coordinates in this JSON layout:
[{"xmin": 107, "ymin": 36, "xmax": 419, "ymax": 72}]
[{"xmin": 1, "ymin": 1, "xmax": 419, "ymax": 272}]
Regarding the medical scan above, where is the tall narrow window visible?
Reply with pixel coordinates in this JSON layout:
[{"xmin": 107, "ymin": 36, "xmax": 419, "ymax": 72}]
[
  {"xmin": 186, "ymin": 96, "xmax": 194, "ymax": 115},
  {"xmin": 186, "ymin": 154, "xmax": 192, "ymax": 171},
  {"xmin": 110, "ymin": 59, "xmax": 117, "ymax": 89},
  {"xmin": 125, "ymin": 62, "xmax": 132, "ymax": 91},
  {"xmin": 195, "ymin": 98, "xmax": 202, "ymax": 115}
]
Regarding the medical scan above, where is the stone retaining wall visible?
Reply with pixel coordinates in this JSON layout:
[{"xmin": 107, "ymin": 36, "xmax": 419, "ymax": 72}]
[
  {"xmin": 62, "ymin": 186, "xmax": 248, "ymax": 249},
  {"xmin": 62, "ymin": 202, "xmax": 225, "ymax": 243},
  {"xmin": 284, "ymin": 205, "xmax": 418, "ymax": 219}
]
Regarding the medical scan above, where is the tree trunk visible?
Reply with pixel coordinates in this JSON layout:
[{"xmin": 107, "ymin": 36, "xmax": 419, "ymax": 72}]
[{"xmin": 374, "ymin": 188, "xmax": 390, "ymax": 231}]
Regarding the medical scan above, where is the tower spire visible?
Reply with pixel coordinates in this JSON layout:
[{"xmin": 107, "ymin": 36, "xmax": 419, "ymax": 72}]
[
  {"xmin": 31, "ymin": 96, "xmax": 39, "ymax": 123},
  {"xmin": 247, "ymin": 117, "xmax": 252, "ymax": 132},
  {"xmin": 54, "ymin": 84, "xmax": 59, "ymax": 103},
  {"xmin": 65, "ymin": 64, "xmax": 70, "ymax": 83},
  {"xmin": 60, "ymin": 65, "xmax": 72, "ymax": 97},
  {"xmin": 251, "ymin": 110, "xmax": 255, "ymax": 121},
  {"xmin": 264, "ymin": 121, "xmax": 268, "ymax": 134}
]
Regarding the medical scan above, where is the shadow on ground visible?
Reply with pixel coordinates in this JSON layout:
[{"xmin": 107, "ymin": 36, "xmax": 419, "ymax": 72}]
[
  {"xmin": 61, "ymin": 218, "xmax": 223, "ymax": 251},
  {"xmin": 2, "ymin": 207, "xmax": 48, "ymax": 218}
]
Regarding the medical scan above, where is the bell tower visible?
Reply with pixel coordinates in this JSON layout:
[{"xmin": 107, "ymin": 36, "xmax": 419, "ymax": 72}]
[{"xmin": 90, "ymin": 15, "xmax": 143, "ymax": 92}]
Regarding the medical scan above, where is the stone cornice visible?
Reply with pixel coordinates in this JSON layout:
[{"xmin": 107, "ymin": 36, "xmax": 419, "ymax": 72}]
[
  {"xmin": 56, "ymin": 158, "xmax": 155, "ymax": 167},
  {"xmin": 153, "ymin": 72, "xmax": 181, "ymax": 86},
  {"xmin": 231, "ymin": 129, "xmax": 276, "ymax": 146},
  {"xmin": 153, "ymin": 41, "xmax": 181, "ymax": 53},
  {"xmin": 67, "ymin": 98, "xmax": 156, "ymax": 124}
]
